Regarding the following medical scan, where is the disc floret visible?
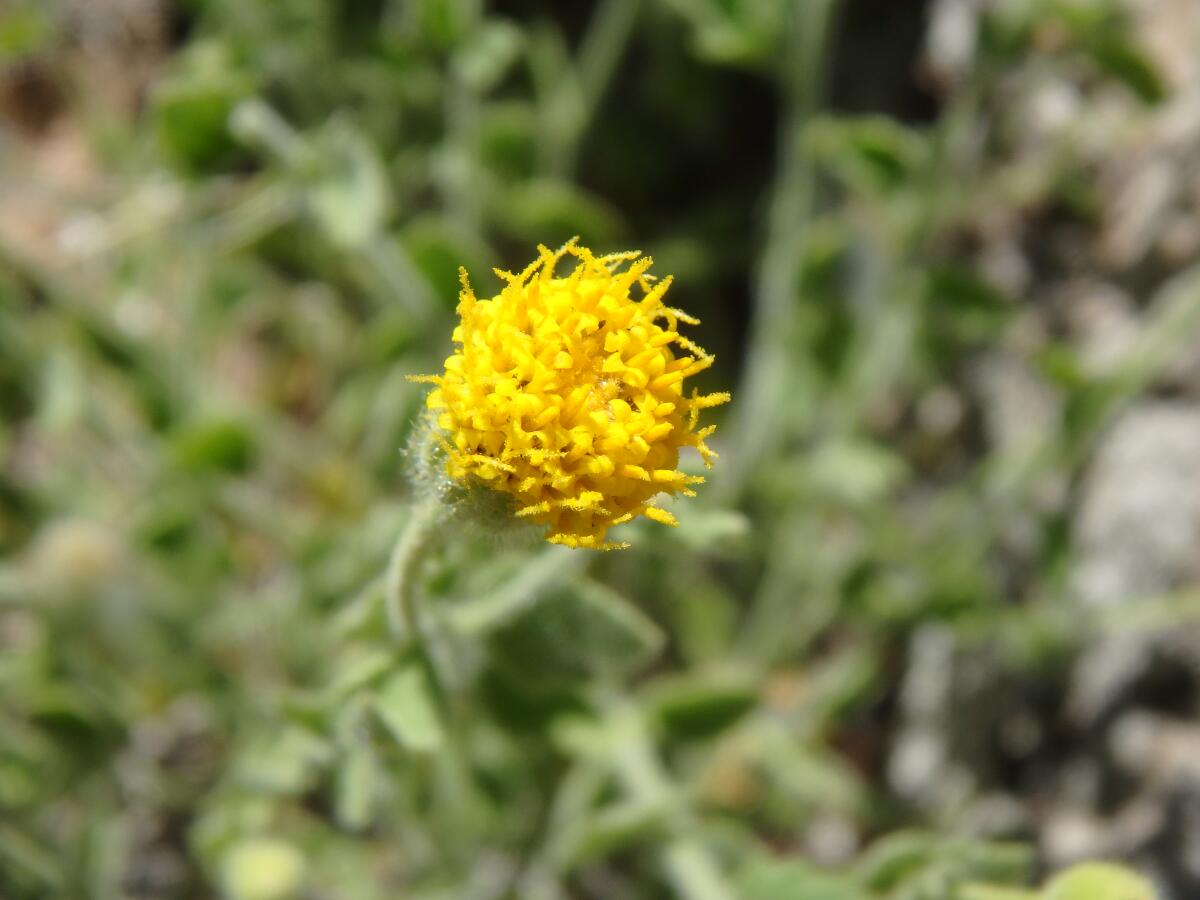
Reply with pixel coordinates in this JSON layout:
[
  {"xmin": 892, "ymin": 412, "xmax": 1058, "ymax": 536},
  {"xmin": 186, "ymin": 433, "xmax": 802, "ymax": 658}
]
[{"xmin": 411, "ymin": 240, "xmax": 730, "ymax": 549}]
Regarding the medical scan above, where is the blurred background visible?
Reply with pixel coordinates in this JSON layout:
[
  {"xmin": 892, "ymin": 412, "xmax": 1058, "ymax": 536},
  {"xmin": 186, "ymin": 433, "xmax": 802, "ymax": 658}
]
[{"xmin": 2, "ymin": 0, "xmax": 1200, "ymax": 898}]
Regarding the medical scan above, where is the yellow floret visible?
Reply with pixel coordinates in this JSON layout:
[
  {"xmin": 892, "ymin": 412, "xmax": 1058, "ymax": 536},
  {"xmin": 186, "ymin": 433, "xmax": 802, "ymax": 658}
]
[{"xmin": 411, "ymin": 239, "xmax": 730, "ymax": 550}]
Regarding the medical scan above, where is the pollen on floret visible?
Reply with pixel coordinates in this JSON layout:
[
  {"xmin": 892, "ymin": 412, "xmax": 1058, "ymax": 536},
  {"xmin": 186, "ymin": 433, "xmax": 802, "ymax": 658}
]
[{"xmin": 409, "ymin": 238, "xmax": 730, "ymax": 550}]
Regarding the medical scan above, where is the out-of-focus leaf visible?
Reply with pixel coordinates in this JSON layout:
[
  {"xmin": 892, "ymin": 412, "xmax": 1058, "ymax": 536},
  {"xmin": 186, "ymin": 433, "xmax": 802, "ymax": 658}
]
[
  {"xmin": 1053, "ymin": 4, "xmax": 1166, "ymax": 104},
  {"xmin": 1042, "ymin": 862, "xmax": 1156, "ymax": 900},
  {"xmin": 478, "ymin": 101, "xmax": 538, "ymax": 178},
  {"xmin": 28, "ymin": 685, "xmax": 116, "ymax": 752},
  {"xmin": 926, "ymin": 266, "xmax": 1017, "ymax": 347},
  {"xmin": 0, "ymin": 823, "xmax": 64, "ymax": 894},
  {"xmin": 854, "ymin": 833, "xmax": 1032, "ymax": 894},
  {"xmin": 374, "ymin": 662, "xmax": 445, "ymax": 752},
  {"xmin": 453, "ymin": 19, "xmax": 524, "ymax": 92},
  {"xmin": 671, "ymin": 508, "xmax": 752, "ymax": 552},
  {"xmin": 961, "ymin": 887, "xmax": 1037, "ymax": 900},
  {"xmin": 307, "ymin": 122, "xmax": 391, "ymax": 248},
  {"xmin": 955, "ymin": 841, "xmax": 1034, "ymax": 889},
  {"xmin": 805, "ymin": 438, "xmax": 909, "ymax": 507},
  {"xmin": 82, "ymin": 814, "xmax": 128, "ymax": 900},
  {"xmin": 152, "ymin": 42, "xmax": 256, "ymax": 174},
  {"xmin": 0, "ymin": 7, "xmax": 53, "ymax": 62},
  {"xmin": 661, "ymin": 0, "xmax": 788, "ymax": 68},
  {"xmin": 1085, "ymin": 36, "xmax": 1164, "ymax": 104},
  {"xmin": 808, "ymin": 116, "xmax": 928, "ymax": 196},
  {"xmin": 405, "ymin": 0, "xmax": 476, "ymax": 49},
  {"xmin": 854, "ymin": 832, "xmax": 937, "ymax": 891},
  {"xmin": 326, "ymin": 646, "xmax": 394, "ymax": 699},
  {"xmin": 401, "ymin": 213, "xmax": 497, "ymax": 304},
  {"xmin": 480, "ymin": 663, "xmax": 587, "ymax": 734},
  {"xmin": 551, "ymin": 798, "xmax": 673, "ymax": 867},
  {"xmin": 737, "ymin": 856, "xmax": 866, "ymax": 900},
  {"xmin": 235, "ymin": 727, "xmax": 332, "ymax": 796},
  {"xmin": 169, "ymin": 419, "xmax": 257, "ymax": 475},
  {"xmin": 334, "ymin": 741, "xmax": 377, "ymax": 831},
  {"xmin": 220, "ymin": 836, "xmax": 306, "ymax": 900},
  {"xmin": 757, "ymin": 735, "xmax": 866, "ymax": 817},
  {"xmin": 496, "ymin": 179, "xmax": 623, "ymax": 247},
  {"xmin": 489, "ymin": 579, "xmax": 664, "ymax": 683},
  {"xmin": 648, "ymin": 671, "xmax": 757, "ymax": 739}
]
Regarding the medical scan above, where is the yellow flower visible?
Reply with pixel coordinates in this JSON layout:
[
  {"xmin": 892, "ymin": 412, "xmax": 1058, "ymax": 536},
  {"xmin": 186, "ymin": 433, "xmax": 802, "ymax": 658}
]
[{"xmin": 411, "ymin": 240, "xmax": 730, "ymax": 549}]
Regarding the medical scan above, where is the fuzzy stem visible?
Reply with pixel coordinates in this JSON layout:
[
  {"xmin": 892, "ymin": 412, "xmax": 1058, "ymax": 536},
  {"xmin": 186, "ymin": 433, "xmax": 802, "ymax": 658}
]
[{"xmin": 384, "ymin": 497, "xmax": 441, "ymax": 645}]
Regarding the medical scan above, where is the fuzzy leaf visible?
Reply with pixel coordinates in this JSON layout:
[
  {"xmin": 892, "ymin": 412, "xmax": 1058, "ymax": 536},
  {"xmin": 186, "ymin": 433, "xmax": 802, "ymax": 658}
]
[{"xmin": 374, "ymin": 663, "xmax": 445, "ymax": 752}]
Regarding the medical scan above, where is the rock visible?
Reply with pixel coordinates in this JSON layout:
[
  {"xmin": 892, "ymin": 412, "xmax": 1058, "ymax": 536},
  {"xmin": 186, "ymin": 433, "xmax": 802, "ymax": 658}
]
[{"xmin": 1072, "ymin": 403, "xmax": 1200, "ymax": 608}]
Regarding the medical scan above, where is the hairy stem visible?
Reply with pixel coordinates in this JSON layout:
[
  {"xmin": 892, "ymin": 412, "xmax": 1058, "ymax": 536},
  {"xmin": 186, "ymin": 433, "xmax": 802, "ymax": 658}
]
[{"xmin": 384, "ymin": 497, "xmax": 441, "ymax": 645}]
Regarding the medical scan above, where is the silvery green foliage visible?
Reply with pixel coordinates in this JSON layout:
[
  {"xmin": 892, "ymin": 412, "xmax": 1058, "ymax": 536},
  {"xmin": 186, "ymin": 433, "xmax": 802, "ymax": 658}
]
[{"xmin": 0, "ymin": 0, "xmax": 1192, "ymax": 898}]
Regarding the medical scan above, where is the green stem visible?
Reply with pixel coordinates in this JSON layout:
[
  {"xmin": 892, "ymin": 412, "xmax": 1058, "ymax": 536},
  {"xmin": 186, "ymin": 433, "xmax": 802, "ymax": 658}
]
[
  {"xmin": 577, "ymin": 0, "xmax": 642, "ymax": 116},
  {"xmin": 359, "ymin": 234, "xmax": 438, "ymax": 321},
  {"xmin": 661, "ymin": 842, "xmax": 734, "ymax": 900},
  {"xmin": 447, "ymin": 544, "xmax": 588, "ymax": 634},
  {"xmin": 384, "ymin": 497, "xmax": 441, "ymax": 645},
  {"xmin": 544, "ymin": 0, "xmax": 642, "ymax": 176},
  {"xmin": 229, "ymin": 98, "xmax": 307, "ymax": 167},
  {"xmin": 719, "ymin": 0, "xmax": 840, "ymax": 500}
]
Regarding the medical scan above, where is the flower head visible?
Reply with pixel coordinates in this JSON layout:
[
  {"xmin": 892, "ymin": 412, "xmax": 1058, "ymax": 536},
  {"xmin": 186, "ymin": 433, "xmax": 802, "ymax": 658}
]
[{"xmin": 411, "ymin": 240, "xmax": 730, "ymax": 549}]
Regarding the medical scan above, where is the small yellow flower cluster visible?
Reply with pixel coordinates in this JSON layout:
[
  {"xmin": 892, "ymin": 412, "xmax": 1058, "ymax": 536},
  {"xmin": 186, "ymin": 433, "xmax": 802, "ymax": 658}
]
[{"xmin": 412, "ymin": 240, "xmax": 730, "ymax": 549}]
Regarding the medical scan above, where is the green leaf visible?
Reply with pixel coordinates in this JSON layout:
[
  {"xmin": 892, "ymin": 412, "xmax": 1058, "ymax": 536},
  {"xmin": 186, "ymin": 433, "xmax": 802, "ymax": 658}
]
[
  {"xmin": 955, "ymin": 841, "xmax": 1034, "ymax": 889},
  {"xmin": 0, "ymin": 823, "xmax": 64, "ymax": 894},
  {"xmin": 334, "ymin": 741, "xmax": 377, "ymax": 831},
  {"xmin": 479, "ymin": 663, "xmax": 587, "ymax": 734},
  {"xmin": 648, "ymin": 671, "xmax": 757, "ymax": 739},
  {"xmin": 852, "ymin": 833, "xmax": 1032, "ymax": 895},
  {"xmin": 671, "ymin": 508, "xmax": 752, "ymax": 552},
  {"xmin": 756, "ymin": 737, "xmax": 866, "ymax": 817},
  {"xmin": 854, "ymin": 832, "xmax": 937, "ymax": 891},
  {"xmin": 307, "ymin": 122, "xmax": 391, "ymax": 248},
  {"xmin": 808, "ymin": 116, "xmax": 928, "ymax": 195},
  {"xmin": 374, "ymin": 663, "xmax": 445, "ymax": 752},
  {"xmin": 152, "ymin": 42, "xmax": 256, "ymax": 174},
  {"xmin": 479, "ymin": 101, "xmax": 538, "ymax": 179},
  {"xmin": 496, "ymin": 179, "xmax": 623, "ymax": 248},
  {"xmin": 0, "ymin": 7, "xmax": 53, "ymax": 62},
  {"xmin": 805, "ymin": 438, "xmax": 909, "ymax": 507},
  {"xmin": 489, "ymin": 579, "xmax": 665, "ymax": 684},
  {"xmin": 1042, "ymin": 862, "xmax": 1156, "ymax": 900},
  {"xmin": 1080, "ymin": 34, "xmax": 1165, "ymax": 104},
  {"xmin": 661, "ymin": 0, "xmax": 789, "ymax": 68},
  {"xmin": 1089, "ymin": 36, "xmax": 1161, "ymax": 103},
  {"xmin": 235, "ymin": 727, "xmax": 332, "ymax": 796},
  {"xmin": 453, "ymin": 19, "xmax": 524, "ymax": 92},
  {"xmin": 551, "ymin": 798, "xmax": 674, "ymax": 867},
  {"xmin": 169, "ymin": 419, "xmax": 256, "ymax": 474},
  {"xmin": 961, "ymin": 886, "xmax": 1038, "ymax": 900},
  {"xmin": 220, "ymin": 837, "xmax": 306, "ymax": 900},
  {"xmin": 406, "ymin": 0, "xmax": 475, "ymax": 48},
  {"xmin": 926, "ymin": 266, "xmax": 1017, "ymax": 346},
  {"xmin": 737, "ymin": 856, "xmax": 866, "ymax": 900},
  {"xmin": 400, "ymin": 213, "xmax": 497, "ymax": 305},
  {"xmin": 326, "ymin": 647, "xmax": 394, "ymax": 699}
]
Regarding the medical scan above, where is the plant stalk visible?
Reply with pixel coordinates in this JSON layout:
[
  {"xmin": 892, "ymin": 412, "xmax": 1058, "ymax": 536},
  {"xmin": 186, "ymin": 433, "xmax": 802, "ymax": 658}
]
[
  {"xmin": 384, "ymin": 497, "xmax": 441, "ymax": 645},
  {"xmin": 720, "ymin": 0, "xmax": 841, "ymax": 500}
]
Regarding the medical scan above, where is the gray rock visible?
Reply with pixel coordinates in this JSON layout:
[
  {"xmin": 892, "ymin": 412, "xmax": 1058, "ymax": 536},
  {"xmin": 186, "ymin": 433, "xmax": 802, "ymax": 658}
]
[{"xmin": 1072, "ymin": 403, "xmax": 1200, "ymax": 609}]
